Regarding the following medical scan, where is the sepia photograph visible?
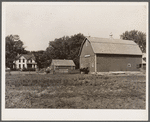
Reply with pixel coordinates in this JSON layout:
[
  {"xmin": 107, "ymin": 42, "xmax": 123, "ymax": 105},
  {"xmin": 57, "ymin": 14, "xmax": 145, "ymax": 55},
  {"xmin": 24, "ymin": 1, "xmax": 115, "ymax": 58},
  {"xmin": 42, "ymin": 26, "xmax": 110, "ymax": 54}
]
[{"xmin": 2, "ymin": 2, "xmax": 148, "ymax": 121}]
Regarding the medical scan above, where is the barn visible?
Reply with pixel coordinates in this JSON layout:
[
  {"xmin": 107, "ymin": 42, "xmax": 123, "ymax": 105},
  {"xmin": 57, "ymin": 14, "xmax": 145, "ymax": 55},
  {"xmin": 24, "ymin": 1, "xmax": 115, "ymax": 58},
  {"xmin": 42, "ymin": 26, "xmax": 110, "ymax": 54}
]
[
  {"xmin": 78, "ymin": 36, "xmax": 142, "ymax": 73},
  {"xmin": 50, "ymin": 59, "xmax": 75, "ymax": 73}
]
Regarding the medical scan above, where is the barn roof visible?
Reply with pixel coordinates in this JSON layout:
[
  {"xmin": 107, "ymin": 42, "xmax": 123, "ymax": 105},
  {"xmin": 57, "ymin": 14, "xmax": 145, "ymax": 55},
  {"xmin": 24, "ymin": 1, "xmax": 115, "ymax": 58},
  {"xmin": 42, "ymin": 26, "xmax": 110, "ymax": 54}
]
[
  {"xmin": 79, "ymin": 37, "xmax": 142, "ymax": 55},
  {"xmin": 51, "ymin": 59, "xmax": 75, "ymax": 66}
]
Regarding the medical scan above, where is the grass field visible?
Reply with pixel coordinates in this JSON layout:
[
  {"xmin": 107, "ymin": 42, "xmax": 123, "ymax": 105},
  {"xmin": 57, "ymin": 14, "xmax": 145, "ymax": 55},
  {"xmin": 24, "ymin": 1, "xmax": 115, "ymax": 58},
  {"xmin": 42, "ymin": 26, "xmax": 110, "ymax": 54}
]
[{"xmin": 5, "ymin": 73, "xmax": 146, "ymax": 109}]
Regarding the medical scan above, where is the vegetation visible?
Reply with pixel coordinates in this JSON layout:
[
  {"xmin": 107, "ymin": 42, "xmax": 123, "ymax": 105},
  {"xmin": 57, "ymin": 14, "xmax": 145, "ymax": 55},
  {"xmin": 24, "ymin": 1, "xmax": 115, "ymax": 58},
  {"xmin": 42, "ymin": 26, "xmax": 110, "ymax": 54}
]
[
  {"xmin": 120, "ymin": 30, "xmax": 146, "ymax": 53},
  {"xmin": 80, "ymin": 67, "xmax": 89, "ymax": 74},
  {"xmin": 42, "ymin": 33, "xmax": 85, "ymax": 69},
  {"xmin": 6, "ymin": 73, "xmax": 146, "ymax": 109},
  {"xmin": 6, "ymin": 35, "xmax": 28, "ymax": 69},
  {"xmin": 22, "ymin": 68, "xmax": 36, "ymax": 71},
  {"xmin": 6, "ymin": 33, "xmax": 85, "ymax": 69}
]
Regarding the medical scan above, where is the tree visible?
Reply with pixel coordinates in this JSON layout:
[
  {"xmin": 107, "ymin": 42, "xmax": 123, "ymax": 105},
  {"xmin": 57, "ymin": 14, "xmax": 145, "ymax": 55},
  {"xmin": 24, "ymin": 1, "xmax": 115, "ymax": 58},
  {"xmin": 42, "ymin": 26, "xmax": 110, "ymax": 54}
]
[
  {"xmin": 45, "ymin": 33, "xmax": 85, "ymax": 69},
  {"xmin": 31, "ymin": 50, "xmax": 46, "ymax": 69},
  {"xmin": 120, "ymin": 30, "xmax": 146, "ymax": 53},
  {"xmin": 6, "ymin": 35, "xmax": 26, "ymax": 69}
]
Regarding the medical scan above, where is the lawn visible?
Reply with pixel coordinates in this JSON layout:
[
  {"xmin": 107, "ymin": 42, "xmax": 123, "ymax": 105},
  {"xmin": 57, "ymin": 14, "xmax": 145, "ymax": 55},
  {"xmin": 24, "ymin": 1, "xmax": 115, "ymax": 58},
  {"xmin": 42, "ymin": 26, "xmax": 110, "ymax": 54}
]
[{"xmin": 5, "ymin": 73, "xmax": 146, "ymax": 109}]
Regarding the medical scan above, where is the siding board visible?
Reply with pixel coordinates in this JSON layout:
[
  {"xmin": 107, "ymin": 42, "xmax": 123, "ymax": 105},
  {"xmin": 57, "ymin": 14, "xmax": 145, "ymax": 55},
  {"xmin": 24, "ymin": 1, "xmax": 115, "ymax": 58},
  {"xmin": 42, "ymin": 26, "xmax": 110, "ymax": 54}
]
[
  {"xmin": 97, "ymin": 54, "xmax": 142, "ymax": 72},
  {"xmin": 80, "ymin": 40, "xmax": 95, "ymax": 72}
]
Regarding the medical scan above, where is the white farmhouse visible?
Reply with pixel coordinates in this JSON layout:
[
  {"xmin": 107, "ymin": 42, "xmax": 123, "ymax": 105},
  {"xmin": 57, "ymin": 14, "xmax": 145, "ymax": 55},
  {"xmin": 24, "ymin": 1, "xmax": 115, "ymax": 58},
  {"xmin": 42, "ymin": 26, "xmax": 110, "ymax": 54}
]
[{"xmin": 13, "ymin": 54, "xmax": 37, "ymax": 69}]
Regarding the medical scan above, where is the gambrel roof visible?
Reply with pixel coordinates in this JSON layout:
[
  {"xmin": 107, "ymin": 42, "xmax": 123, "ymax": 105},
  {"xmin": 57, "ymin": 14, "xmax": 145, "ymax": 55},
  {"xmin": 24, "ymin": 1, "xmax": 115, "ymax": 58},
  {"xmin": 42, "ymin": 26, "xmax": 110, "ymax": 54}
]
[
  {"xmin": 79, "ymin": 37, "xmax": 142, "ymax": 56},
  {"xmin": 51, "ymin": 59, "xmax": 75, "ymax": 66}
]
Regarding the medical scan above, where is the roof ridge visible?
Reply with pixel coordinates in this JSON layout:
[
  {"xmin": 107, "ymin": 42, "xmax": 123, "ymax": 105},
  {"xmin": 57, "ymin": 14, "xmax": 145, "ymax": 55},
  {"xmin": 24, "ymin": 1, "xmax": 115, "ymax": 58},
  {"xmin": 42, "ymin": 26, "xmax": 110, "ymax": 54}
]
[
  {"xmin": 90, "ymin": 41, "xmax": 137, "ymax": 45},
  {"xmin": 86, "ymin": 36, "xmax": 133, "ymax": 41}
]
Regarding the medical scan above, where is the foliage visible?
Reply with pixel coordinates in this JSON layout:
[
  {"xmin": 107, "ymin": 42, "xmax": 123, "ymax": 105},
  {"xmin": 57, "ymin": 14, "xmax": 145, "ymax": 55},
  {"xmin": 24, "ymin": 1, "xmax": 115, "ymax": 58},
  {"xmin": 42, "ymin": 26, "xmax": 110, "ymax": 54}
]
[
  {"xmin": 45, "ymin": 33, "xmax": 85, "ymax": 69},
  {"xmin": 6, "ymin": 33, "xmax": 84, "ymax": 69},
  {"xmin": 45, "ymin": 67, "xmax": 51, "ymax": 74},
  {"xmin": 80, "ymin": 67, "xmax": 89, "ymax": 74},
  {"xmin": 31, "ymin": 50, "xmax": 46, "ymax": 69},
  {"xmin": 120, "ymin": 30, "xmax": 146, "ymax": 53},
  {"xmin": 6, "ymin": 35, "xmax": 27, "ymax": 69},
  {"xmin": 22, "ymin": 68, "xmax": 36, "ymax": 71}
]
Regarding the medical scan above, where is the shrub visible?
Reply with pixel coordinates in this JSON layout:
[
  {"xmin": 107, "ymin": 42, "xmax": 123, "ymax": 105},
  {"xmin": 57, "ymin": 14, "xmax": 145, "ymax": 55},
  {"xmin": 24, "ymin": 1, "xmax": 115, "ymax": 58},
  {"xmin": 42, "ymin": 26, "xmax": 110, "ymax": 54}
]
[
  {"xmin": 69, "ymin": 69, "xmax": 80, "ymax": 74},
  {"xmin": 22, "ymin": 68, "xmax": 36, "ymax": 71},
  {"xmin": 11, "ymin": 68, "xmax": 19, "ymax": 71},
  {"xmin": 45, "ymin": 67, "xmax": 51, "ymax": 74},
  {"xmin": 80, "ymin": 67, "xmax": 89, "ymax": 74}
]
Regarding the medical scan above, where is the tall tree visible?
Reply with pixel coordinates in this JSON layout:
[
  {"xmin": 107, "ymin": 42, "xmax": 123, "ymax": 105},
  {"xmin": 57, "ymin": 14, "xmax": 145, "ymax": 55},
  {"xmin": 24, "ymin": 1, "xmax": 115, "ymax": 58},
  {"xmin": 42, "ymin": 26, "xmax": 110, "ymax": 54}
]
[
  {"xmin": 6, "ymin": 35, "xmax": 26, "ymax": 69},
  {"xmin": 120, "ymin": 30, "xmax": 146, "ymax": 53},
  {"xmin": 31, "ymin": 50, "xmax": 46, "ymax": 69},
  {"xmin": 45, "ymin": 33, "xmax": 85, "ymax": 69}
]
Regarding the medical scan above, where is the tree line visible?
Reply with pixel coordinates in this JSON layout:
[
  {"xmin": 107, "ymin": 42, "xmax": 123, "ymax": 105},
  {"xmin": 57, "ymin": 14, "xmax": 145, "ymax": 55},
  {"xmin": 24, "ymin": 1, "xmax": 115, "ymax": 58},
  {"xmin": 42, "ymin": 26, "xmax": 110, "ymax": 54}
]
[{"xmin": 6, "ymin": 30, "xmax": 146, "ymax": 69}]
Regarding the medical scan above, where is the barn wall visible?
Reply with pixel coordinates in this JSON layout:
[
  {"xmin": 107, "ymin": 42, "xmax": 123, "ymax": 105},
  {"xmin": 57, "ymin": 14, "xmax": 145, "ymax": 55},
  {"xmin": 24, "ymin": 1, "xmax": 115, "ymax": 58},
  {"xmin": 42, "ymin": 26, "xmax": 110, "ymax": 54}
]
[
  {"xmin": 96, "ymin": 54, "xmax": 142, "ymax": 72},
  {"xmin": 80, "ymin": 56, "xmax": 95, "ymax": 72},
  {"xmin": 55, "ymin": 66, "xmax": 75, "ymax": 70},
  {"xmin": 80, "ymin": 39, "xmax": 95, "ymax": 72}
]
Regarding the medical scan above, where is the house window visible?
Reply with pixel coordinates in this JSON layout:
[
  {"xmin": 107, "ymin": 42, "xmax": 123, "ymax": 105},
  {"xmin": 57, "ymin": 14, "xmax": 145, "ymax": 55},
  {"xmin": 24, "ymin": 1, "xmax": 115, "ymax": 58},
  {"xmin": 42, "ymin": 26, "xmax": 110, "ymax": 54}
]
[
  {"xmin": 127, "ymin": 63, "xmax": 131, "ymax": 67},
  {"xmin": 19, "ymin": 59, "xmax": 21, "ymax": 62},
  {"xmin": 19, "ymin": 64, "xmax": 21, "ymax": 68},
  {"xmin": 23, "ymin": 59, "xmax": 25, "ymax": 63},
  {"xmin": 31, "ymin": 60, "xmax": 32, "ymax": 63},
  {"xmin": 23, "ymin": 64, "xmax": 25, "ymax": 68}
]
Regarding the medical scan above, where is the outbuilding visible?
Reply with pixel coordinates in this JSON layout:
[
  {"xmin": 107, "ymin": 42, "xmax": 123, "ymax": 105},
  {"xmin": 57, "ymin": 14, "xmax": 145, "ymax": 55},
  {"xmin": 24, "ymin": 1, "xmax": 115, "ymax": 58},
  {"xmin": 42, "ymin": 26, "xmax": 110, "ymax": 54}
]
[
  {"xmin": 78, "ymin": 36, "xmax": 142, "ymax": 73},
  {"xmin": 50, "ymin": 59, "xmax": 75, "ymax": 73}
]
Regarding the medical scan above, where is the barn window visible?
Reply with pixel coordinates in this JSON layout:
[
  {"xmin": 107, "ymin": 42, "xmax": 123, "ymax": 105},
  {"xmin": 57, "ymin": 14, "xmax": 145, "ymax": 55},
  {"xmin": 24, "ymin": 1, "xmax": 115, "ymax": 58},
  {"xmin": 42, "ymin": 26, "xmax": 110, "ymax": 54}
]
[
  {"xmin": 136, "ymin": 64, "xmax": 140, "ymax": 68},
  {"xmin": 85, "ymin": 55, "xmax": 90, "ymax": 58},
  {"xmin": 127, "ymin": 63, "xmax": 131, "ymax": 67}
]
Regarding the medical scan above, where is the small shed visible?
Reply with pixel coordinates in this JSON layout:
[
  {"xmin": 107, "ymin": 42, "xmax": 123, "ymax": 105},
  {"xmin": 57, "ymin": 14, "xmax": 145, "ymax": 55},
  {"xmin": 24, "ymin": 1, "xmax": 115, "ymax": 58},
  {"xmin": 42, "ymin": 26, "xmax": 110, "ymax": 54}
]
[{"xmin": 51, "ymin": 59, "xmax": 75, "ymax": 73}]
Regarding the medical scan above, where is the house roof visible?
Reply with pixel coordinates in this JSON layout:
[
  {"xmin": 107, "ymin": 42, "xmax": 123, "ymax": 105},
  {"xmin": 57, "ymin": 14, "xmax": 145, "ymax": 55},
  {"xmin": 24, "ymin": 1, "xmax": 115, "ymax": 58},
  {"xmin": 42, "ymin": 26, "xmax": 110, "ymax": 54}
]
[
  {"xmin": 15, "ymin": 54, "xmax": 36, "ymax": 61},
  {"xmin": 51, "ymin": 59, "xmax": 75, "ymax": 66},
  {"xmin": 79, "ymin": 37, "xmax": 142, "ymax": 56}
]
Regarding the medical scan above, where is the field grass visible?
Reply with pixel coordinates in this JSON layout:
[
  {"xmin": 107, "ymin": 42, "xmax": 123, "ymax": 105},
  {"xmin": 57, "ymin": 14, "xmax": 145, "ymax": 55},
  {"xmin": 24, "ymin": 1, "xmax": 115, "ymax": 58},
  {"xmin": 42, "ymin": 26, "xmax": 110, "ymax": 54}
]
[{"xmin": 5, "ymin": 73, "xmax": 146, "ymax": 109}]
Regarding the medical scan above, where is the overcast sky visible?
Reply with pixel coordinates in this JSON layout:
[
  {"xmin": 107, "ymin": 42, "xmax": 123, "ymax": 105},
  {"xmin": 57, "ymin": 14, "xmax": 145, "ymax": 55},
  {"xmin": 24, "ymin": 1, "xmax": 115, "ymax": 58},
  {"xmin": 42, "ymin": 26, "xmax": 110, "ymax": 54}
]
[{"xmin": 3, "ymin": 2, "xmax": 147, "ymax": 51}]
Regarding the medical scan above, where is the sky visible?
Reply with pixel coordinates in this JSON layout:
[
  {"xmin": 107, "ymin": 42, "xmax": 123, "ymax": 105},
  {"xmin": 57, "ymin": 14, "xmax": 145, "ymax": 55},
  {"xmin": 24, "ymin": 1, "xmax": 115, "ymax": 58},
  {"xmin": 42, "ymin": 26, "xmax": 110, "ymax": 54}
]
[{"xmin": 3, "ymin": 2, "xmax": 147, "ymax": 51}]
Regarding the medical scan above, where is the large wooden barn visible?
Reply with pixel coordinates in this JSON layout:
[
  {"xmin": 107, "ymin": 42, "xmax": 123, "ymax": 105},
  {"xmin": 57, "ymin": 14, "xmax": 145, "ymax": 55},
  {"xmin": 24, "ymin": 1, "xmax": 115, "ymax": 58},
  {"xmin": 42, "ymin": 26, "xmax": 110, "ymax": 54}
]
[{"xmin": 79, "ymin": 36, "xmax": 142, "ymax": 73}]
